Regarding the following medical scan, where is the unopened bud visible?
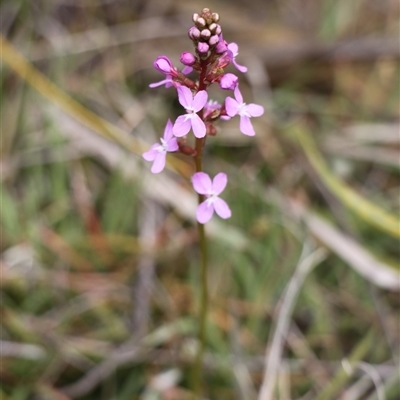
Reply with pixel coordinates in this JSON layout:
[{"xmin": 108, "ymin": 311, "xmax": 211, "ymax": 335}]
[
  {"xmin": 207, "ymin": 124, "xmax": 217, "ymax": 136},
  {"xmin": 196, "ymin": 17, "xmax": 206, "ymax": 28},
  {"xmin": 215, "ymin": 25, "xmax": 222, "ymax": 35},
  {"xmin": 179, "ymin": 144, "xmax": 196, "ymax": 156},
  {"xmin": 212, "ymin": 13, "xmax": 220, "ymax": 23},
  {"xmin": 188, "ymin": 26, "xmax": 201, "ymax": 40},
  {"xmin": 192, "ymin": 13, "xmax": 199, "ymax": 23},
  {"xmin": 220, "ymin": 73, "xmax": 238, "ymax": 90},
  {"xmin": 215, "ymin": 40, "xmax": 228, "ymax": 54},
  {"xmin": 202, "ymin": 8, "xmax": 210, "ymax": 14},
  {"xmin": 197, "ymin": 42, "xmax": 209, "ymax": 54},
  {"xmin": 180, "ymin": 52, "xmax": 196, "ymax": 66},
  {"xmin": 209, "ymin": 35, "xmax": 219, "ymax": 46},
  {"xmin": 200, "ymin": 29, "xmax": 211, "ymax": 39},
  {"xmin": 209, "ymin": 23, "xmax": 217, "ymax": 33}
]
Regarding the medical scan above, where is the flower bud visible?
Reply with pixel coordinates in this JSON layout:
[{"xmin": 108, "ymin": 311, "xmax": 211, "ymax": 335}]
[
  {"xmin": 219, "ymin": 73, "xmax": 238, "ymax": 90},
  {"xmin": 215, "ymin": 25, "xmax": 222, "ymax": 35},
  {"xmin": 179, "ymin": 144, "xmax": 196, "ymax": 156},
  {"xmin": 208, "ymin": 35, "xmax": 219, "ymax": 46},
  {"xmin": 207, "ymin": 124, "xmax": 217, "ymax": 136},
  {"xmin": 180, "ymin": 52, "xmax": 196, "ymax": 66},
  {"xmin": 197, "ymin": 42, "xmax": 209, "ymax": 54},
  {"xmin": 188, "ymin": 26, "xmax": 200, "ymax": 40},
  {"xmin": 153, "ymin": 56, "xmax": 173, "ymax": 74},
  {"xmin": 212, "ymin": 13, "xmax": 220, "ymax": 23},
  {"xmin": 196, "ymin": 17, "xmax": 206, "ymax": 28},
  {"xmin": 200, "ymin": 29, "xmax": 211, "ymax": 39},
  {"xmin": 215, "ymin": 40, "xmax": 228, "ymax": 54},
  {"xmin": 192, "ymin": 13, "xmax": 199, "ymax": 23},
  {"xmin": 209, "ymin": 23, "xmax": 217, "ymax": 33}
]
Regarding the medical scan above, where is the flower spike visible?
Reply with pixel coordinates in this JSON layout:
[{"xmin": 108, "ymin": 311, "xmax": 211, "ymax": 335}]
[{"xmin": 144, "ymin": 8, "xmax": 266, "ymax": 224}]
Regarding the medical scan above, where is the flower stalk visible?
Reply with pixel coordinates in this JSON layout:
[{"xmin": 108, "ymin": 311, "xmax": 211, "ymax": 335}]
[
  {"xmin": 192, "ymin": 209, "xmax": 208, "ymax": 398},
  {"xmin": 142, "ymin": 7, "xmax": 264, "ymax": 397}
]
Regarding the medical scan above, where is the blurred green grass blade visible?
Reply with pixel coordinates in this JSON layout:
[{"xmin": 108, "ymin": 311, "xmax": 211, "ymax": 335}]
[
  {"xmin": 0, "ymin": 184, "xmax": 21, "ymax": 241},
  {"xmin": 0, "ymin": 34, "xmax": 189, "ymax": 176},
  {"xmin": 315, "ymin": 329, "xmax": 375, "ymax": 400},
  {"xmin": 292, "ymin": 125, "xmax": 400, "ymax": 238}
]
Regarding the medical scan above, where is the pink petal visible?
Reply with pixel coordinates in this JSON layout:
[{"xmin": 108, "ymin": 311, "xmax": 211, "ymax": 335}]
[
  {"xmin": 246, "ymin": 104, "xmax": 264, "ymax": 117},
  {"xmin": 234, "ymin": 86, "xmax": 243, "ymax": 104},
  {"xmin": 227, "ymin": 42, "xmax": 239, "ymax": 56},
  {"xmin": 192, "ymin": 172, "xmax": 212, "ymax": 195},
  {"xmin": 177, "ymin": 86, "xmax": 193, "ymax": 108},
  {"xmin": 163, "ymin": 119, "xmax": 174, "ymax": 141},
  {"xmin": 173, "ymin": 115, "xmax": 192, "ymax": 137},
  {"xmin": 192, "ymin": 90, "xmax": 208, "ymax": 112},
  {"xmin": 213, "ymin": 197, "xmax": 231, "ymax": 219},
  {"xmin": 149, "ymin": 79, "xmax": 169, "ymax": 88},
  {"xmin": 225, "ymin": 97, "xmax": 239, "ymax": 117},
  {"xmin": 182, "ymin": 66, "xmax": 193, "ymax": 75},
  {"xmin": 151, "ymin": 153, "xmax": 166, "ymax": 174},
  {"xmin": 196, "ymin": 201, "xmax": 214, "ymax": 224},
  {"xmin": 212, "ymin": 173, "xmax": 227, "ymax": 195},
  {"xmin": 166, "ymin": 138, "xmax": 179, "ymax": 152},
  {"xmin": 142, "ymin": 144, "xmax": 159, "ymax": 161},
  {"xmin": 233, "ymin": 60, "xmax": 248, "ymax": 73},
  {"xmin": 240, "ymin": 115, "xmax": 256, "ymax": 136},
  {"xmin": 191, "ymin": 114, "xmax": 206, "ymax": 138}
]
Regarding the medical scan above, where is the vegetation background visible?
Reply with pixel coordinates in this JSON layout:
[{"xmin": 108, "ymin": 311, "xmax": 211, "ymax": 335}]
[{"xmin": 1, "ymin": 0, "xmax": 399, "ymax": 399}]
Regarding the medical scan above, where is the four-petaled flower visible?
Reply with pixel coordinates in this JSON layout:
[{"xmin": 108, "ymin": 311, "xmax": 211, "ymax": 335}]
[
  {"xmin": 225, "ymin": 86, "xmax": 264, "ymax": 136},
  {"xmin": 173, "ymin": 86, "xmax": 208, "ymax": 138},
  {"xmin": 227, "ymin": 42, "xmax": 247, "ymax": 73},
  {"xmin": 142, "ymin": 120, "xmax": 179, "ymax": 173},
  {"xmin": 149, "ymin": 56, "xmax": 177, "ymax": 88},
  {"xmin": 192, "ymin": 172, "xmax": 231, "ymax": 224}
]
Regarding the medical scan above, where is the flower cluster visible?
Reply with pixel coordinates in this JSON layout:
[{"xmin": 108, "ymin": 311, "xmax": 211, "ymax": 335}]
[{"xmin": 143, "ymin": 8, "xmax": 264, "ymax": 224}]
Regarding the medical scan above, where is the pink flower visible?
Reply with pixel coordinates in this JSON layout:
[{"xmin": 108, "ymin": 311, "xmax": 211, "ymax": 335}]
[
  {"xmin": 142, "ymin": 120, "xmax": 179, "ymax": 173},
  {"xmin": 149, "ymin": 56, "xmax": 181, "ymax": 88},
  {"xmin": 192, "ymin": 172, "xmax": 231, "ymax": 224},
  {"xmin": 225, "ymin": 86, "xmax": 264, "ymax": 136},
  {"xmin": 227, "ymin": 43, "xmax": 247, "ymax": 73},
  {"xmin": 173, "ymin": 86, "xmax": 208, "ymax": 138}
]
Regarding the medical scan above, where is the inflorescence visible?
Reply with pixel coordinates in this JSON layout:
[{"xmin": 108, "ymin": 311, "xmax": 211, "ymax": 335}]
[{"xmin": 143, "ymin": 8, "xmax": 264, "ymax": 224}]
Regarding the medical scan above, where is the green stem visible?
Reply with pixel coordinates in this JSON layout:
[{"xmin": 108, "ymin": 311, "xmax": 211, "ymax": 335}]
[
  {"xmin": 192, "ymin": 216, "xmax": 208, "ymax": 399},
  {"xmin": 192, "ymin": 56, "xmax": 209, "ymax": 399},
  {"xmin": 192, "ymin": 136, "xmax": 208, "ymax": 399}
]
